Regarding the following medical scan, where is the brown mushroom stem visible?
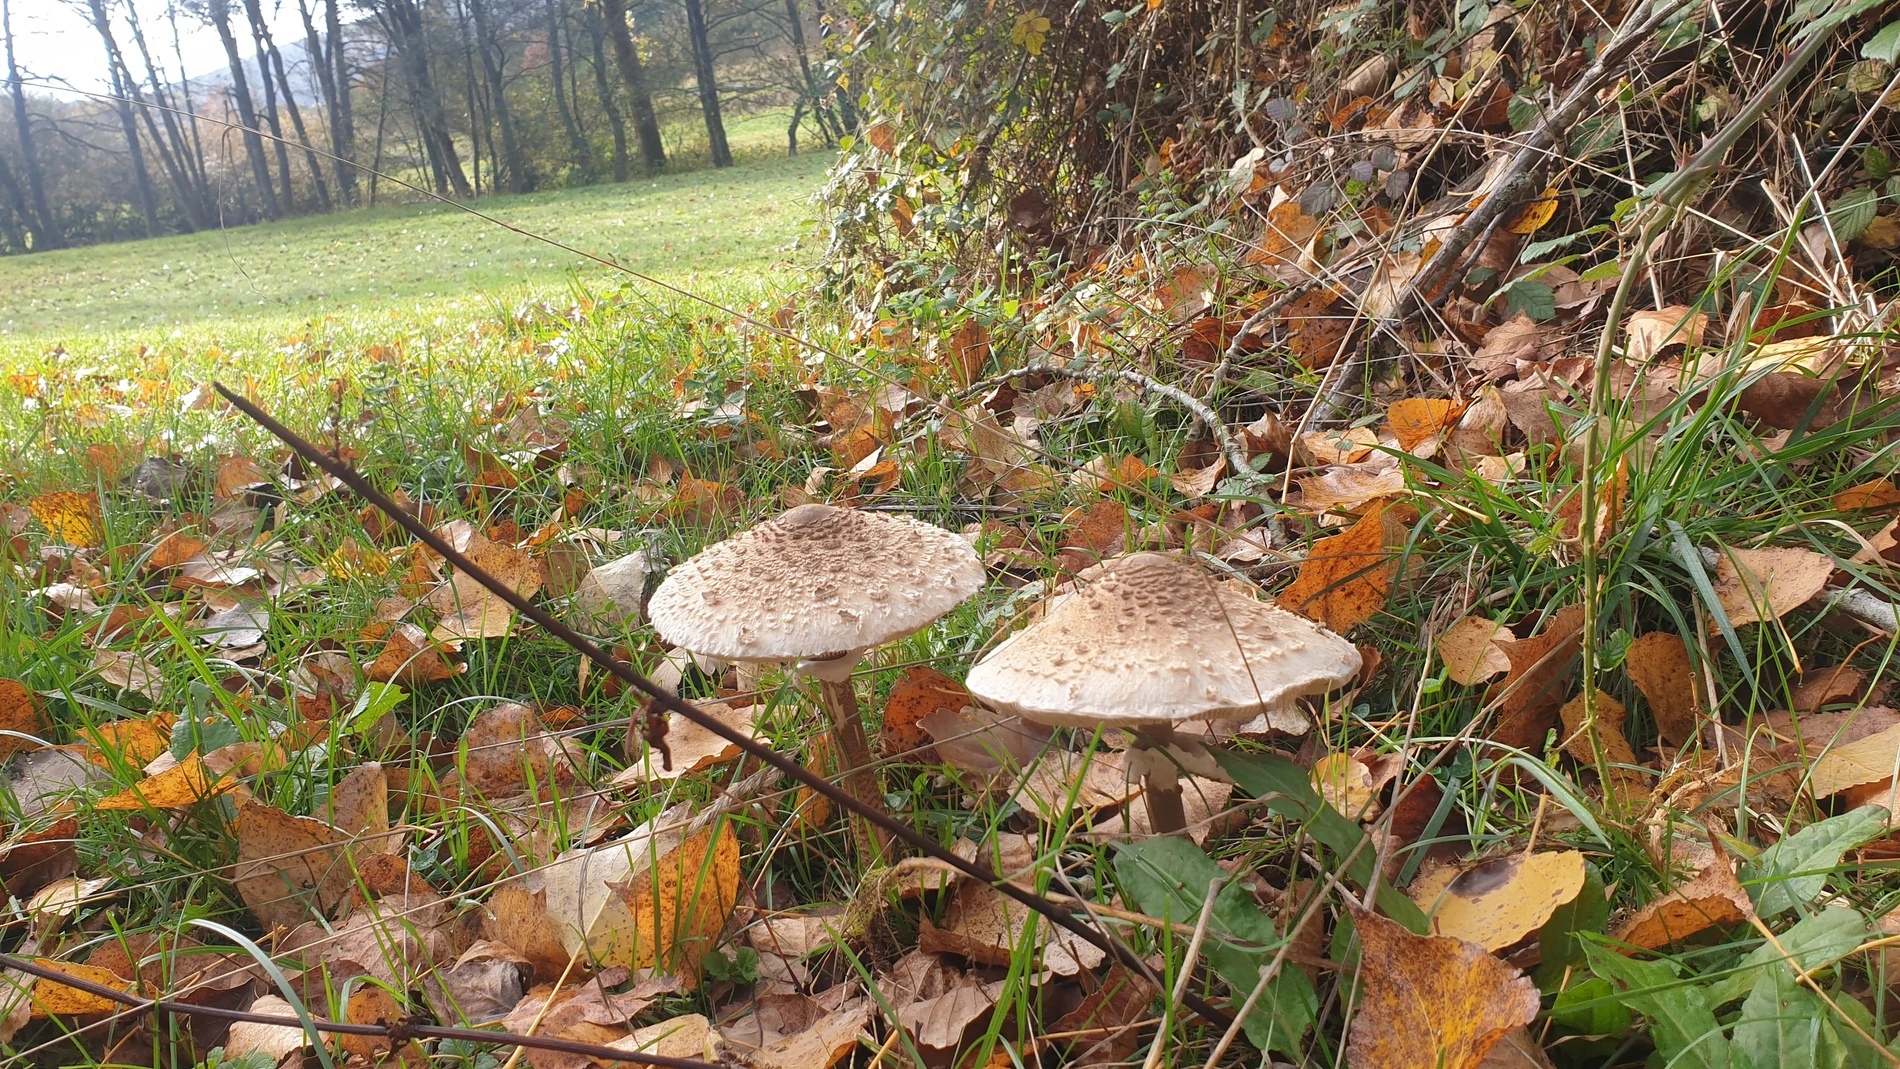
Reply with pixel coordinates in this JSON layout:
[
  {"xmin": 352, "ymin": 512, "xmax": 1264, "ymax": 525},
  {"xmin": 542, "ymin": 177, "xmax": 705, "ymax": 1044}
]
[
  {"xmin": 816, "ymin": 678, "xmax": 892, "ymax": 859},
  {"xmin": 1135, "ymin": 728, "xmax": 1190, "ymax": 836}
]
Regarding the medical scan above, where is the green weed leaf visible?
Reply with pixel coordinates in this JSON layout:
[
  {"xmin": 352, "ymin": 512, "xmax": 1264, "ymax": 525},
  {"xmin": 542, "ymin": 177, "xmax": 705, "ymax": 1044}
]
[
  {"xmin": 1865, "ymin": 21, "xmax": 1900, "ymax": 62},
  {"xmin": 1828, "ymin": 187, "xmax": 1879, "ymax": 242},
  {"xmin": 1535, "ymin": 861, "xmax": 1609, "ymax": 987},
  {"xmin": 1709, "ymin": 907, "xmax": 1867, "ymax": 1006},
  {"xmin": 1548, "ymin": 976, "xmax": 1632, "ymax": 1035},
  {"xmin": 1585, "ymin": 944, "xmax": 1732, "ymax": 1069},
  {"xmin": 1503, "ymin": 280, "xmax": 1555, "ymax": 322},
  {"xmin": 1741, "ymin": 806, "xmax": 1887, "ymax": 917}
]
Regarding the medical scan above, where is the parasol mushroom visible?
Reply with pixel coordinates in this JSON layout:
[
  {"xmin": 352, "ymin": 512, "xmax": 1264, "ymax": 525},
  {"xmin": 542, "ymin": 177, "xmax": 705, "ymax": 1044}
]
[
  {"xmin": 647, "ymin": 503, "xmax": 985, "ymax": 852},
  {"xmin": 964, "ymin": 552, "xmax": 1361, "ymax": 835}
]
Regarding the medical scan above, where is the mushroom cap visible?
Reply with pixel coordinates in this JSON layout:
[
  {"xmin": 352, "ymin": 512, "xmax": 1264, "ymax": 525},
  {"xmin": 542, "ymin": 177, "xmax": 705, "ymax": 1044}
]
[
  {"xmin": 964, "ymin": 552, "xmax": 1361, "ymax": 728},
  {"xmin": 648, "ymin": 503, "xmax": 985, "ymax": 663}
]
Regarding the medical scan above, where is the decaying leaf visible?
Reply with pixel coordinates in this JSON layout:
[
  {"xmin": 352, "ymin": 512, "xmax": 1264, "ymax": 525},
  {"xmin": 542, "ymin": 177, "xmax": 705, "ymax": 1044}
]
[
  {"xmin": 1280, "ymin": 503, "xmax": 1405, "ymax": 633},
  {"xmin": 1011, "ymin": 749, "xmax": 1132, "ymax": 823},
  {"xmin": 28, "ymin": 959, "xmax": 130, "ymax": 1016},
  {"xmin": 1624, "ymin": 305, "xmax": 1709, "ymax": 362},
  {"xmin": 224, "ymin": 994, "xmax": 310, "ymax": 1062},
  {"xmin": 28, "ymin": 492, "xmax": 102, "ymax": 547},
  {"xmin": 1792, "ymin": 664, "xmax": 1865, "ymax": 713},
  {"xmin": 918, "ymin": 878, "xmax": 1106, "ymax": 977},
  {"xmin": 1488, "ymin": 605, "xmax": 1585, "ymax": 751},
  {"xmin": 1344, "ymin": 905, "xmax": 1540, "ymax": 1069},
  {"xmin": 1557, "ymin": 690, "xmax": 1647, "ymax": 803},
  {"xmin": 93, "ymin": 649, "xmax": 162, "ymax": 701},
  {"xmin": 1439, "ymin": 617, "xmax": 1511, "ymax": 686},
  {"xmin": 1408, "ymin": 851, "xmax": 1587, "ymax": 951},
  {"xmin": 721, "ymin": 993, "xmax": 870, "ymax": 1069},
  {"xmin": 1387, "ymin": 398, "xmax": 1459, "ymax": 453},
  {"xmin": 232, "ymin": 800, "xmax": 353, "ymax": 933},
  {"xmin": 1835, "ymin": 479, "xmax": 1900, "ymax": 511},
  {"xmin": 367, "ymin": 622, "xmax": 461, "ymax": 684},
  {"xmin": 1711, "ymin": 545, "xmax": 1834, "ymax": 626},
  {"xmin": 1314, "ymin": 752, "xmax": 1383, "ymax": 821},
  {"xmin": 429, "ymin": 535, "xmax": 545, "ymax": 640},
  {"xmin": 1298, "ymin": 465, "xmax": 1408, "ymax": 514},
  {"xmin": 1809, "ymin": 722, "xmax": 1900, "ymax": 801},
  {"xmin": 1623, "ymin": 633, "xmax": 1701, "ymax": 746},
  {"xmin": 881, "ymin": 666, "xmax": 969, "ymax": 762},
  {"xmin": 0, "ymin": 681, "xmax": 44, "ymax": 763},
  {"xmin": 920, "ymin": 703, "xmax": 1053, "ymax": 778},
  {"xmin": 1610, "ymin": 857, "xmax": 1751, "ymax": 951},
  {"xmin": 460, "ymin": 701, "xmax": 582, "ymax": 798}
]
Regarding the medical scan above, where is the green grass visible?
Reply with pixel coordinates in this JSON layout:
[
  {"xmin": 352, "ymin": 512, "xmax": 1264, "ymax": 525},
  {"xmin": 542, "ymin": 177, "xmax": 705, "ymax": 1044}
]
[{"xmin": 0, "ymin": 148, "xmax": 829, "ymax": 345}]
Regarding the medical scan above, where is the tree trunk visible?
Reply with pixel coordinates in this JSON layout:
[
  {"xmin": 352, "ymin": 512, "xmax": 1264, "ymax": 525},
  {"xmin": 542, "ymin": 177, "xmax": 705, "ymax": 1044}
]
[
  {"xmin": 242, "ymin": 0, "xmax": 297, "ymax": 211},
  {"xmin": 452, "ymin": 0, "xmax": 486, "ymax": 195},
  {"xmin": 167, "ymin": 1, "xmax": 214, "ymax": 211},
  {"xmin": 124, "ymin": 0, "xmax": 213, "ymax": 227},
  {"xmin": 381, "ymin": 0, "xmax": 473, "ymax": 197},
  {"xmin": 84, "ymin": 0, "xmax": 161, "ymax": 233},
  {"xmin": 582, "ymin": 4, "xmax": 628, "ymax": 182},
  {"xmin": 597, "ymin": 0, "xmax": 663, "ymax": 172},
  {"xmin": 320, "ymin": 0, "xmax": 358, "ymax": 205},
  {"xmin": 546, "ymin": 0, "xmax": 592, "ymax": 179},
  {"xmin": 1, "ymin": 0, "xmax": 59, "ymax": 247},
  {"xmin": 465, "ymin": 0, "xmax": 532, "ymax": 192},
  {"xmin": 782, "ymin": 0, "xmax": 837, "ymax": 145},
  {"xmin": 0, "ymin": 149, "xmax": 30, "ymax": 251},
  {"xmin": 681, "ymin": 0, "xmax": 730, "ymax": 168},
  {"xmin": 209, "ymin": 0, "xmax": 280, "ymax": 219},
  {"xmin": 242, "ymin": 0, "xmax": 330, "ymax": 212}
]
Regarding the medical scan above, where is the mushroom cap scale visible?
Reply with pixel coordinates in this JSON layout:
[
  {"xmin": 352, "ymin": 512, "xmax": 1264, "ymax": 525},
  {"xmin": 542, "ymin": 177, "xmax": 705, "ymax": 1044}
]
[
  {"xmin": 964, "ymin": 552, "xmax": 1361, "ymax": 728},
  {"xmin": 647, "ymin": 503, "xmax": 985, "ymax": 663}
]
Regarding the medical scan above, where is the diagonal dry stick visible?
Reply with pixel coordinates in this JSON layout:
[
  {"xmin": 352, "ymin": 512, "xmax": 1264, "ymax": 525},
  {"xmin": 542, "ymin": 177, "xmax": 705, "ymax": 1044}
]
[{"xmin": 212, "ymin": 383, "xmax": 1236, "ymax": 1033}]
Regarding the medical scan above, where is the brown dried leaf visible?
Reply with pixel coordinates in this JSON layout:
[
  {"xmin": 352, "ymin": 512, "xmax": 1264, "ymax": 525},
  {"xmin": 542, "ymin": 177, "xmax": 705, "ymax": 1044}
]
[
  {"xmin": 1624, "ymin": 633, "xmax": 1701, "ymax": 746},
  {"xmin": 881, "ymin": 667, "xmax": 968, "ymax": 763},
  {"xmin": 1388, "ymin": 398, "xmax": 1459, "ymax": 453},
  {"xmin": 367, "ymin": 622, "xmax": 460, "ymax": 685},
  {"xmin": 224, "ymin": 994, "xmax": 309, "ymax": 1062},
  {"xmin": 1557, "ymin": 690, "xmax": 1647, "ymax": 803},
  {"xmin": 1611, "ymin": 858, "xmax": 1751, "ymax": 951},
  {"xmin": 1345, "ymin": 905, "xmax": 1540, "ymax": 1069},
  {"xmin": 1711, "ymin": 545, "xmax": 1835, "ymax": 626},
  {"xmin": 721, "ymin": 994, "xmax": 870, "ymax": 1069},
  {"xmin": 1488, "ymin": 605, "xmax": 1584, "ymax": 751},
  {"xmin": 1439, "ymin": 617, "xmax": 1511, "ymax": 686},
  {"xmin": 613, "ymin": 702, "xmax": 755, "ymax": 785},
  {"xmin": 232, "ymin": 800, "xmax": 352, "ymax": 932},
  {"xmin": 0, "ymin": 681, "xmax": 44, "ymax": 762},
  {"xmin": 1280, "ymin": 503, "xmax": 1405, "ymax": 633},
  {"xmin": 1625, "ymin": 306, "xmax": 1709, "ymax": 362},
  {"xmin": 918, "ymin": 879, "xmax": 1106, "ymax": 977},
  {"xmin": 1809, "ymin": 722, "xmax": 1900, "ymax": 800},
  {"xmin": 1793, "ymin": 664, "xmax": 1866, "ymax": 713},
  {"xmin": 1835, "ymin": 479, "xmax": 1900, "ymax": 511},
  {"xmin": 1297, "ymin": 465, "xmax": 1408, "ymax": 514},
  {"xmin": 1408, "ymin": 851, "xmax": 1587, "ymax": 951}
]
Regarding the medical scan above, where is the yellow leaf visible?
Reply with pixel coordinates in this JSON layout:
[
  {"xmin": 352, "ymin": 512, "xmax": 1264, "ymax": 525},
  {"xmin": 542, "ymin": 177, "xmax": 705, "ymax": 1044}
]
[
  {"xmin": 1507, "ymin": 187, "xmax": 1559, "ymax": 234},
  {"xmin": 93, "ymin": 753, "xmax": 234, "ymax": 810},
  {"xmin": 30, "ymin": 960, "xmax": 131, "ymax": 1016},
  {"xmin": 1344, "ymin": 906, "xmax": 1540, "ymax": 1069},
  {"xmin": 28, "ymin": 491, "xmax": 101, "ymax": 547},
  {"xmin": 1438, "ymin": 617, "xmax": 1510, "ymax": 686},
  {"xmin": 1809, "ymin": 722, "xmax": 1900, "ymax": 800},
  {"xmin": 1408, "ymin": 851, "xmax": 1587, "ymax": 950},
  {"xmin": 81, "ymin": 716, "xmax": 172, "ymax": 768}
]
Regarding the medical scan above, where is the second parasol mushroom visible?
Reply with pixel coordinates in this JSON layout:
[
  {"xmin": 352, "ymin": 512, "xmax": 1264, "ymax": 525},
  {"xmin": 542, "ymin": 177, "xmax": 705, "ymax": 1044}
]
[
  {"xmin": 647, "ymin": 503, "xmax": 985, "ymax": 852},
  {"xmin": 964, "ymin": 551, "xmax": 1362, "ymax": 836}
]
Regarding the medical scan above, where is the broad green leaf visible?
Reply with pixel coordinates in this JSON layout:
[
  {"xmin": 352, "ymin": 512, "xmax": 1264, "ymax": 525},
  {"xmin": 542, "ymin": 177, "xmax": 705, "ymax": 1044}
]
[
  {"xmin": 1732, "ymin": 969, "xmax": 1844, "ymax": 1069},
  {"xmin": 1503, "ymin": 280, "xmax": 1556, "ymax": 322},
  {"xmin": 1865, "ymin": 22, "xmax": 1900, "ymax": 63},
  {"xmin": 348, "ymin": 682, "xmax": 407, "ymax": 734},
  {"xmin": 1828, "ymin": 187, "xmax": 1880, "ymax": 243},
  {"xmin": 1741, "ymin": 806, "xmax": 1887, "ymax": 916},
  {"xmin": 1535, "ymin": 861, "xmax": 1610, "ymax": 987},
  {"xmin": 1709, "ymin": 907, "xmax": 1867, "ymax": 1006},
  {"xmin": 1113, "ymin": 836, "xmax": 1314, "ymax": 1056},
  {"xmin": 170, "ymin": 713, "xmax": 242, "ymax": 760},
  {"xmin": 1586, "ymin": 943, "xmax": 1731, "ymax": 1069},
  {"xmin": 1548, "ymin": 976, "xmax": 1632, "ymax": 1036},
  {"xmin": 1214, "ymin": 749, "xmax": 1427, "ymax": 931}
]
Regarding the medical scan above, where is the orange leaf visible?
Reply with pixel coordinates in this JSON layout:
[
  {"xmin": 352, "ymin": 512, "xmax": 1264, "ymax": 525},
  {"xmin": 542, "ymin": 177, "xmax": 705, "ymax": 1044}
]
[
  {"xmin": 1623, "ymin": 633, "xmax": 1701, "ymax": 746},
  {"xmin": 1836, "ymin": 479, "xmax": 1900, "ymax": 511},
  {"xmin": 93, "ymin": 753, "xmax": 234, "ymax": 810},
  {"xmin": 881, "ymin": 667, "xmax": 970, "ymax": 762},
  {"xmin": 1610, "ymin": 857, "xmax": 1751, "ymax": 951},
  {"xmin": 1488, "ymin": 605, "xmax": 1585, "ymax": 751},
  {"xmin": 1279, "ymin": 504, "xmax": 1405, "ymax": 632},
  {"xmin": 0, "ymin": 680, "xmax": 44, "ymax": 761},
  {"xmin": 81, "ymin": 716, "xmax": 172, "ymax": 768},
  {"xmin": 1344, "ymin": 905, "xmax": 1539, "ymax": 1069},
  {"xmin": 29, "ymin": 959, "xmax": 131, "ymax": 1016},
  {"xmin": 1386, "ymin": 398, "xmax": 1458, "ymax": 452}
]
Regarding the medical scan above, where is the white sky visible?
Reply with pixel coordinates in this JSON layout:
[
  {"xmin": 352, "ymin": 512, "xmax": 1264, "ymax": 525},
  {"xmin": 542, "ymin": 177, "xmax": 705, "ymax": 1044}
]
[{"xmin": 7, "ymin": 0, "xmax": 306, "ymax": 94}]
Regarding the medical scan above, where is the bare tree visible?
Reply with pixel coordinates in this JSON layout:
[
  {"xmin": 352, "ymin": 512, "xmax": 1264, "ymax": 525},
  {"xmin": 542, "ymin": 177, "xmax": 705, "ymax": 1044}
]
[
  {"xmin": 124, "ymin": 0, "xmax": 212, "ymax": 227},
  {"xmin": 369, "ymin": 0, "xmax": 474, "ymax": 197},
  {"xmin": 244, "ymin": 0, "xmax": 332, "ymax": 210},
  {"xmin": 581, "ymin": 3, "xmax": 627, "ymax": 181},
  {"xmin": 80, "ymin": 0, "xmax": 162, "ymax": 232},
  {"xmin": 597, "ymin": 0, "xmax": 663, "ymax": 172},
  {"xmin": 203, "ymin": 0, "xmax": 281, "ymax": 218},
  {"xmin": 545, "ymin": 0, "xmax": 591, "ymax": 179},
  {"xmin": 681, "ymin": 0, "xmax": 729, "ymax": 167},
  {"xmin": 315, "ymin": 0, "xmax": 358, "ymax": 204},
  {"xmin": 1, "ymin": 0, "xmax": 60, "ymax": 247},
  {"xmin": 466, "ymin": 0, "xmax": 532, "ymax": 191}
]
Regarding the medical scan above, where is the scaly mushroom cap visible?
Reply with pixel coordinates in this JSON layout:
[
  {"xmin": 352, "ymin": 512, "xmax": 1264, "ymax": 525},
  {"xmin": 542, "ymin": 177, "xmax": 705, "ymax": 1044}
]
[
  {"xmin": 965, "ymin": 552, "xmax": 1361, "ymax": 729},
  {"xmin": 648, "ymin": 503, "xmax": 985, "ymax": 663}
]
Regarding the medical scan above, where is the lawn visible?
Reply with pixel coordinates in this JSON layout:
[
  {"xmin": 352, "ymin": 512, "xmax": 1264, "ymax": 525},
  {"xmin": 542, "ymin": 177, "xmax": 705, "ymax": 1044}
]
[{"xmin": 0, "ymin": 146, "xmax": 829, "ymax": 346}]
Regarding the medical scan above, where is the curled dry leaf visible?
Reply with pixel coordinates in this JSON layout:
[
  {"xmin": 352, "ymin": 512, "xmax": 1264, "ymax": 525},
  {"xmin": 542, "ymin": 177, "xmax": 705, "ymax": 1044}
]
[
  {"xmin": 1711, "ymin": 545, "xmax": 1835, "ymax": 626},
  {"xmin": 1344, "ymin": 905, "xmax": 1540, "ymax": 1069},
  {"xmin": 1624, "ymin": 305, "xmax": 1709, "ymax": 362},
  {"xmin": 1055, "ymin": 964, "xmax": 1159, "ymax": 1068},
  {"xmin": 881, "ymin": 666, "xmax": 968, "ymax": 762},
  {"xmin": 1792, "ymin": 664, "xmax": 1865, "ymax": 713},
  {"xmin": 1557, "ymin": 690, "xmax": 1648, "ymax": 803},
  {"xmin": 569, "ymin": 549, "xmax": 652, "ymax": 625},
  {"xmin": 1610, "ymin": 857, "xmax": 1751, "ymax": 951},
  {"xmin": 613, "ymin": 701, "xmax": 755, "ymax": 786},
  {"xmin": 1439, "ymin": 617, "xmax": 1511, "ymax": 686},
  {"xmin": 92, "ymin": 753, "xmax": 232, "ymax": 811},
  {"xmin": 1623, "ymin": 633, "xmax": 1701, "ymax": 746},
  {"xmin": 366, "ymin": 622, "xmax": 460, "ymax": 684},
  {"xmin": 721, "ymin": 994, "xmax": 871, "ymax": 1069},
  {"xmin": 93, "ymin": 649, "xmax": 162, "ymax": 701},
  {"xmin": 1279, "ymin": 502, "xmax": 1406, "ymax": 633},
  {"xmin": 1835, "ymin": 479, "xmax": 1900, "ymax": 511},
  {"xmin": 919, "ymin": 703, "xmax": 1052, "ymax": 778},
  {"xmin": 1297, "ymin": 465, "xmax": 1407, "ymax": 514},
  {"xmin": 1303, "ymin": 427, "xmax": 1379, "ymax": 466},
  {"xmin": 28, "ymin": 959, "xmax": 131, "ymax": 1016},
  {"xmin": 1408, "ymin": 851, "xmax": 1587, "ymax": 951}
]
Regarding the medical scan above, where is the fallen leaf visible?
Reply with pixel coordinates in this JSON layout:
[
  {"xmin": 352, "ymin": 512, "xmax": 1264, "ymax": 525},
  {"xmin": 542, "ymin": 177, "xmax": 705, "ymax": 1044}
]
[
  {"xmin": 570, "ymin": 549, "xmax": 652, "ymax": 625},
  {"xmin": 29, "ymin": 959, "xmax": 130, "ymax": 1016},
  {"xmin": 1280, "ymin": 503, "xmax": 1406, "ymax": 632},
  {"xmin": 1809, "ymin": 722, "xmax": 1900, "ymax": 800},
  {"xmin": 1489, "ymin": 605, "xmax": 1585, "ymax": 751},
  {"xmin": 721, "ymin": 994, "xmax": 870, "ymax": 1069},
  {"xmin": 1085, "ymin": 776, "xmax": 1234, "ymax": 844},
  {"xmin": 1474, "ymin": 314, "xmax": 1558, "ymax": 374},
  {"xmin": 92, "ymin": 753, "xmax": 232, "ymax": 810},
  {"xmin": 214, "ymin": 456, "xmax": 268, "ymax": 499},
  {"xmin": 93, "ymin": 649, "xmax": 162, "ymax": 701},
  {"xmin": 0, "ymin": 681, "xmax": 44, "ymax": 762},
  {"xmin": 920, "ymin": 704, "xmax": 1053, "ymax": 778},
  {"xmin": 746, "ymin": 908, "xmax": 850, "ymax": 959},
  {"xmin": 1508, "ymin": 187, "xmax": 1559, "ymax": 234},
  {"xmin": 328, "ymin": 762, "xmax": 397, "ymax": 854},
  {"xmin": 1439, "ymin": 617, "xmax": 1511, "ymax": 686},
  {"xmin": 1314, "ymin": 753, "xmax": 1383, "ymax": 820},
  {"xmin": 79, "ymin": 716, "xmax": 171, "ymax": 769},
  {"xmin": 1344, "ymin": 905, "xmax": 1540, "ymax": 1069},
  {"xmin": 232, "ymin": 800, "xmax": 353, "ymax": 932},
  {"xmin": 1711, "ymin": 545, "xmax": 1835, "ymax": 626},
  {"xmin": 367, "ymin": 622, "xmax": 460, "ymax": 685},
  {"xmin": 1387, "ymin": 398, "xmax": 1459, "ymax": 453},
  {"xmin": 1610, "ymin": 857, "xmax": 1751, "ymax": 951},
  {"xmin": 343, "ymin": 985, "xmax": 423, "ymax": 1065},
  {"xmin": 0, "ymin": 817, "xmax": 79, "ymax": 898},
  {"xmin": 604, "ymin": 1012, "xmax": 716, "ymax": 1064},
  {"xmin": 1408, "ymin": 851, "xmax": 1586, "ymax": 950},
  {"xmin": 613, "ymin": 702, "xmax": 755, "ymax": 785},
  {"xmin": 1557, "ymin": 690, "xmax": 1646, "ymax": 803},
  {"xmin": 1793, "ymin": 664, "xmax": 1865, "ymax": 713},
  {"xmin": 1624, "ymin": 633, "xmax": 1701, "ymax": 746},
  {"xmin": 429, "ymin": 535, "xmax": 546, "ymax": 641},
  {"xmin": 28, "ymin": 492, "xmax": 101, "ymax": 547},
  {"xmin": 1011, "ymin": 749, "xmax": 1132, "ymax": 822},
  {"xmin": 918, "ymin": 878, "xmax": 1106, "ymax": 977},
  {"xmin": 1053, "ymin": 964, "xmax": 1159, "ymax": 1067},
  {"xmin": 1298, "ymin": 466, "xmax": 1407, "ymax": 514},
  {"xmin": 461, "ymin": 702, "xmax": 582, "ymax": 798},
  {"xmin": 1835, "ymin": 479, "xmax": 1900, "ymax": 511},
  {"xmin": 224, "ymin": 994, "xmax": 310, "ymax": 1062},
  {"xmin": 1624, "ymin": 306, "xmax": 1709, "ymax": 362},
  {"xmin": 882, "ymin": 667, "xmax": 968, "ymax": 763}
]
